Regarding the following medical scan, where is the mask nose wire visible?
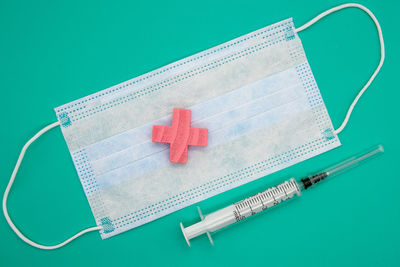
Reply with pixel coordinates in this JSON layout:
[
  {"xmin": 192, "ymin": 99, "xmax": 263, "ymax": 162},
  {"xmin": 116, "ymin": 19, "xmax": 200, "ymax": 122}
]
[
  {"xmin": 2, "ymin": 121, "xmax": 103, "ymax": 250},
  {"xmin": 294, "ymin": 3, "xmax": 385, "ymax": 135}
]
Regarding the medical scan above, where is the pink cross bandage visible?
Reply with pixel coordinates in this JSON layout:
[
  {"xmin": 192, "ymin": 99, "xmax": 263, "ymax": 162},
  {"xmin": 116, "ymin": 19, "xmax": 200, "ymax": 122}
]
[{"xmin": 152, "ymin": 108, "xmax": 208, "ymax": 163}]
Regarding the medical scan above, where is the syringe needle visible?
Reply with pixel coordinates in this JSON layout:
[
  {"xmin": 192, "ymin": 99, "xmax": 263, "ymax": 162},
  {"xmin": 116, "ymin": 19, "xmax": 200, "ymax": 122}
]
[{"xmin": 300, "ymin": 145, "xmax": 384, "ymax": 190}]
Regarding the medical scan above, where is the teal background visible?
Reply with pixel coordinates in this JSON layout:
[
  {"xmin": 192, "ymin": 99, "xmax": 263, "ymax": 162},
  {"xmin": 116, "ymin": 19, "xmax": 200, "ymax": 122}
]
[{"xmin": 0, "ymin": 0, "xmax": 398, "ymax": 266}]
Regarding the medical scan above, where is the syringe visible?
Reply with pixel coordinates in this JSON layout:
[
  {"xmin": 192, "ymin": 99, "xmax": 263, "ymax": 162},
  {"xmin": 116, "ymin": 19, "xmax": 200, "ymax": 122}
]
[{"xmin": 180, "ymin": 145, "xmax": 384, "ymax": 246}]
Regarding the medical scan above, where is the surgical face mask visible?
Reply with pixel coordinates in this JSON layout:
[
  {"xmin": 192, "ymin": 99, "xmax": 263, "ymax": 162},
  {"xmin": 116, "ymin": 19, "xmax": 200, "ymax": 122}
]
[{"xmin": 3, "ymin": 3, "xmax": 384, "ymax": 249}]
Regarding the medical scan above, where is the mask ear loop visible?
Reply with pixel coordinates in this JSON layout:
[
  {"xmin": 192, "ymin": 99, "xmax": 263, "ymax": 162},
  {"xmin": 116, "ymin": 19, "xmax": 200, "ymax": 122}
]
[
  {"xmin": 2, "ymin": 121, "xmax": 103, "ymax": 250},
  {"xmin": 294, "ymin": 3, "xmax": 385, "ymax": 135}
]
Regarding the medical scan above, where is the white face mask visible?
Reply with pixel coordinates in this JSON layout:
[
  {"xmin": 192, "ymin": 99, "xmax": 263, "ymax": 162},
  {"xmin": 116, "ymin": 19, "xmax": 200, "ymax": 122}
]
[
  {"xmin": 59, "ymin": 23, "xmax": 340, "ymax": 238},
  {"xmin": 3, "ymin": 3, "xmax": 384, "ymax": 249}
]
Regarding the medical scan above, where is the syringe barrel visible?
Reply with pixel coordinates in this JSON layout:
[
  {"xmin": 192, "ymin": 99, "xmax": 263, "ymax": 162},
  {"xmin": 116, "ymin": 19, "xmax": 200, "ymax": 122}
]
[{"xmin": 181, "ymin": 178, "xmax": 301, "ymax": 245}]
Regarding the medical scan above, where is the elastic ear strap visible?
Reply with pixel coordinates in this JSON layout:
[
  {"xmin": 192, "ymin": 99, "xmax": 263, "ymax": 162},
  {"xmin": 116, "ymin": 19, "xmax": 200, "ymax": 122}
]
[
  {"xmin": 2, "ymin": 121, "xmax": 102, "ymax": 250},
  {"xmin": 294, "ymin": 3, "xmax": 385, "ymax": 135}
]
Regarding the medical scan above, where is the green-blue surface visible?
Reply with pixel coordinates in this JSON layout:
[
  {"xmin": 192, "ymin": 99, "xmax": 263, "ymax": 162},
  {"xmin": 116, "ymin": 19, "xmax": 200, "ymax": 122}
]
[{"xmin": 0, "ymin": 0, "xmax": 398, "ymax": 266}]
